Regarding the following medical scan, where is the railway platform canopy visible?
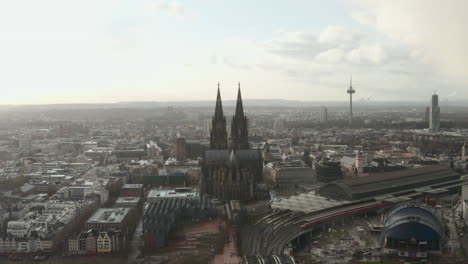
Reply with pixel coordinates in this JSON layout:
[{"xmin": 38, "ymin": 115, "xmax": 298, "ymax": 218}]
[
  {"xmin": 317, "ymin": 166, "xmax": 460, "ymax": 201},
  {"xmin": 271, "ymin": 192, "xmax": 351, "ymax": 213}
]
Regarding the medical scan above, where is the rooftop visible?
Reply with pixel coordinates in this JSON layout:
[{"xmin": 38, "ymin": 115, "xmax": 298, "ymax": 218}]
[
  {"xmin": 87, "ymin": 208, "xmax": 130, "ymax": 224},
  {"xmin": 266, "ymin": 160, "xmax": 310, "ymax": 169},
  {"xmin": 122, "ymin": 184, "xmax": 144, "ymax": 189},
  {"xmin": 204, "ymin": 149, "xmax": 262, "ymax": 162},
  {"xmin": 271, "ymin": 192, "xmax": 350, "ymax": 213},
  {"xmin": 115, "ymin": 197, "xmax": 141, "ymax": 204},
  {"xmin": 147, "ymin": 188, "xmax": 198, "ymax": 199},
  {"xmin": 318, "ymin": 166, "xmax": 460, "ymax": 200},
  {"xmin": 165, "ymin": 158, "xmax": 199, "ymax": 166}
]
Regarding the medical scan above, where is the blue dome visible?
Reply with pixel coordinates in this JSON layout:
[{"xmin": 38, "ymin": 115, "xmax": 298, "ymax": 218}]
[
  {"xmin": 386, "ymin": 222, "xmax": 441, "ymax": 240},
  {"xmin": 383, "ymin": 206, "xmax": 443, "ymax": 241},
  {"xmin": 386, "ymin": 207, "xmax": 439, "ymax": 226}
]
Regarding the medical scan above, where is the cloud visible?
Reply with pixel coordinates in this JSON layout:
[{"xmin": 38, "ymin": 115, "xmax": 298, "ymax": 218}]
[
  {"xmin": 223, "ymin": 57, "xmax": 251, "ymax": 69},
  {"xmin": 351, "ymin": 11, "xmax": 376, "ymax": 27},
  {"xmin": 210, "ymin": 52, "xmax": 218, "ymax": 64},
  {"xmin": 264, "ymin": 31, "xmax": 324, "ymax": 61},
  {"xmin": 265, "ymin": 26, "xmax": 366, "ymax": 62},
  {"xmin": 147, "ymin": 0, "xmax": 184, "ymax": 17},
  {"xmin": 244, "ymin": 19, "xmax": 461, "ymax": 100},
  {"xmin": 346, "ymin": 44, "xmax": 387, "ymax": 64},
  {"xmin": 318, "ymin": 25, "xmax": 363, "ymax": 45},
  {"xmin": 314, "ymin": 48, "xmax": 346, "ymax": 64},
  {"xmin": 265, "ymin": 26, "xmax": 405, "ymax": 67},
  {"xmin": 353, "ymin": 0, "xmax": 468, "ymax": 84}
]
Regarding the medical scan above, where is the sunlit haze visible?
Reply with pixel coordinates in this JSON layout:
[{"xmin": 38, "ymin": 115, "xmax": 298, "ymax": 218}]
[{"xmin": 1, "ymin": 0, "xmax": 468, "ymax": 104}]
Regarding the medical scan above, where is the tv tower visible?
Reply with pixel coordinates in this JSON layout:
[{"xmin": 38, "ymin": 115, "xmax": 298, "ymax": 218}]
[{"xmin": 347, "ymin": 76, "xmax": 355, "ymax": 125}]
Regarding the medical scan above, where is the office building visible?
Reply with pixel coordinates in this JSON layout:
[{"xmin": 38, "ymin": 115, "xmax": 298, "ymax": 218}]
[
  {"xmin": 175, "ymin": 137, "xmax": 186, "ymax": 161},
  {"xmin": 429, "ymin": 93, "xmax": 440, "ymax": 133},
  {"xmin": 320, "ymin": 106, "xmax": 328, "ymax": 124},
  {"xmin": 273, "ymin": 118, "xmax": 286, "ymax": 136}
]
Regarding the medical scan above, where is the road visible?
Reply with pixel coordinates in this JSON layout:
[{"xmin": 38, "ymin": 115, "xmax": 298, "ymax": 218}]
[{"xmin": 128, "ymin": 218, "xmax": 143, "ymax": 261}]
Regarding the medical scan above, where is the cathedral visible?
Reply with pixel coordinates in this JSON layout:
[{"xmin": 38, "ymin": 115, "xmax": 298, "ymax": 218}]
[{"xmin": 200, "ymin": 83, "xmax": 264, "ymax": 201}]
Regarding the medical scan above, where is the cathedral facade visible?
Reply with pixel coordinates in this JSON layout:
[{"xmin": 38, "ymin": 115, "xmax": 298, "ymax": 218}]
[{"xmin": 200, "ymin": 84, "xmax": 263, "ymax": 201}]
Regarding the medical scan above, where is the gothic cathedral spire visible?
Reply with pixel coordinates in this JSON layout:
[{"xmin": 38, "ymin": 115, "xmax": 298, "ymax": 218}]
[
  {"xmin": 210, "ymin": 83, "xmax": 228, "ymax": 149},
  {"xmin": 235, "ymin": 82, "xmax": 244, "ymax": 117},
  {"xmin": 214, "ymin": 83, "xmax": 224, "ymax": 119},
  {"xmin": 231, "ymin": 83, "xmax": 249, "ymax": 150}
]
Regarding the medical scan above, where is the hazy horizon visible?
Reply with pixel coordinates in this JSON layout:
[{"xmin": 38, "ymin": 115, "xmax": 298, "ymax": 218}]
[
  {"xmin": 2, "ymin": 95, "xmax": 468, "ymax": 106},
  {"xmin": 1, "ymin": 97, "xmax": 468, "ymax": 109}
]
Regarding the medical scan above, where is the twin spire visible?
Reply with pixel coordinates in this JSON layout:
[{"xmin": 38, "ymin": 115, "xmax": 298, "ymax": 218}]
[
  {"xmin": 214, "ymin": 82, "xmax": 244, "ymax": 118},
  {"xmin": 212, "ymin": 82, "xmax": 249, "ymax": 150}
]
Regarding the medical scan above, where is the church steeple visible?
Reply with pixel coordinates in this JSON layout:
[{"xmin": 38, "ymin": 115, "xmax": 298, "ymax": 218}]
[
  {"xmin": 231, "ymin": 83, "xmax": 249, "ymax": 150},
  {"xmin": 210, "ymin": 83, "xmax": 228, "ymax": 150},
  {"xmin": 235, "ymin": 83, "xmax": 244, "ymax": 117},
  {"xmin": 214, "ymin": 83, "xmax": 224, "ymax": 119}
]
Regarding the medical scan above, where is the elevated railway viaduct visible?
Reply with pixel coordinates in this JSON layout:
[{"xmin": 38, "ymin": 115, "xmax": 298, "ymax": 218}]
[{"xmin": 240, "ymin": 176, "xmax": 466, "ymax": 256}]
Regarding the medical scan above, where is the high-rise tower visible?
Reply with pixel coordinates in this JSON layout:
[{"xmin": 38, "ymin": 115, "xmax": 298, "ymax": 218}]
[
  {"xmin": 347, "ymin": 77, "xmax": 355, "ymax": 125},
  {"xmin": 320, "ymin": 106, "xmax": 328, "ymax": 124},
  {"xmin": 462, "ymin": 138, "xmax": 467, "ymax": 160},
  {"xmin": 231, "ymin": 83, "xmax": 249, "ymax": 150},
  {"xmin": 429, "ymin": 93, "xmax": 440, "ymax": 133},
  {"xmin": 424, "ymin": 107, "xmax": 430, "ymax": 123},
  {"xmin": 273, "ymin": 118, "xmax": 285, "ymax": 136},
  {"xmin": 210, "ymin": 83, "xmax": 228, "ymax": 149},
  {"xmin": 175, "ymin": 137, "xmax": 186, "ymax": 161}
]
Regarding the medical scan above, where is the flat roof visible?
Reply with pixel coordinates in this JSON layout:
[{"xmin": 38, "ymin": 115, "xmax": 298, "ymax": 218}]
[
  {"xmin": 147, "ymin": 188, "xmax": 198, "ymax": 199},
  {"xmin": 122, "ymin": 184, "xmax": 144, "ymax": 189},
  {"xmin": 115, "ymin": 197, "xmax": 141, "ymax": 203},
  {"xmin": 87, "ymin": 208, "xmax": 130, "ymax": 224},
  {"xmin": 267, "ymin": 160, "xmax": 310, "ymax": 169}
]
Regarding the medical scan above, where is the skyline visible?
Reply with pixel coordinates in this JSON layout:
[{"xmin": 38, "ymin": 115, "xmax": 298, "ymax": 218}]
[
  {"xmin": 1, "ymin": 0, "xmax": 468, "ymax": 104},
  {"xmin": 0, "ymin": 83, "xmax": 462, "ymax": 106}
]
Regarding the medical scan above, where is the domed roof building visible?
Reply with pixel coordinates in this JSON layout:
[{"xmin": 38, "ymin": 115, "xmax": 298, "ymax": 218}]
[{"xmin": 381, "ymin": 204, "xmax": 444, "ymax": 258}]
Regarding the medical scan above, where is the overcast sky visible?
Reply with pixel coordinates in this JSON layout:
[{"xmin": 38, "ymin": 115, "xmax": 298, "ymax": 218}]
[{"xmin": 0, "ymin": 0, "xmax": 467, "ymax": 104}]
